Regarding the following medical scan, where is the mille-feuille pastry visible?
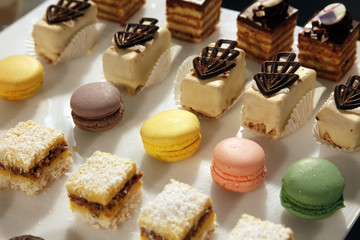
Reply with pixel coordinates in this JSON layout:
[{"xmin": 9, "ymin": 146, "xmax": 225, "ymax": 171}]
[
  {"xmin": 0, "ymin": 120, "xmax": 72, "ymax": 195},
  {"xmin": 241, "ymin": 52, "xmax": 316, "ymax": 138},
  {"xmin": 315, "ymin": 75, "xmax": 360, "ymax": 149},
  {"xmin": 237, "ymin": 0, "xmax": 298, "ymax": 62},
  {"xmin": 32, "ymin": 0, "xmax": 98, "ymax": 63},
  {"xmin": 180, "ymin": 39, "xmax": 246, "ymax": 118},
  {"xmin": 91, "ymin": 0, "xmax": 145, "ymax": 25},
  {"xmin": 102, "ymin": 17, "xmax": 171, "ymax": 95},
  {"xmin": 138, "ymin": 179, "xmax": 217, "ymax": 240},
  {"xmin": 66, "ymin": 151, "xmax": 143, "ymax": 229},
  {"xmin": 228, "ymin": 214, "xmax": 294, "ymax": 240},
  {"xmin": 166, "ymin": 0, "xmax": 222, "ymax": 42},
  {"xmin": 298, "ymin": 3, "xmax": 360, "ymax": 82}
]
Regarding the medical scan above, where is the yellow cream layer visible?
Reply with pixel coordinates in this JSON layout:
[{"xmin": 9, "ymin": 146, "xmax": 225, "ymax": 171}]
[
  {"xmin": 316, "ymin": 95, "xmax": 360, "ymax": 149},
  {"xmin": 241, "ymin": 66, "xmax": 316, "ymax": 138}
]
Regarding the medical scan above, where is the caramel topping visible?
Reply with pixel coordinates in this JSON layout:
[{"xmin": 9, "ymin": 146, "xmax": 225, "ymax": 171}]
[
  {"xmin": 254, "ymin": 52, "xmax": 300, "ymax": 97},
  {"xmin": 193, "ymin": 39, "xmax": 240, "ymax": 80},
  {"xmin": 334, "ymin": 75, "xmax": 360, "ymax": 110},
  {"xmin": 113, "ymin": 18, "xmax": 159, "ymax": 49},
  {"xmin": 46, "ymin": 0, "xmax": 90, "ymax": 24}
]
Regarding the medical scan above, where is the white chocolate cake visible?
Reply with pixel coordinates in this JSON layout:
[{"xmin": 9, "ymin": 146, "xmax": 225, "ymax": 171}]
[
  {"xmin": 66, "ymin": 151, "xmax": 143, "ymax": 229},
  {"xmin": 0, "ymin": 121, "xmax": 72, "ymax": 195},
  {"xmin": 241, "ymin": 52, "xmax": 316, "ymax": 138},
  {"xmin": 166, "ymin": 0, "xmax": 222, "ymax": 42},
  {"xmin": 102, "ymin": 18, "xmax": 171, "ymax": 95},
  {"xmin": 138, "ymin": 179, "xmax": 217, "ymax": 240},
  {"xmin": 180, "ymin": 39, "xmax": 246, "ymax": 118},
  {"xmin": 32, "ymin": 0, "xmax": 98, "ymax": 63},
  {"xmin": 315, "ymin": 75, "xmax": 360, "ymax": 149},
  {"xmin": 228, "ymin": 214, "xmax": 294, "ymax": 240}
]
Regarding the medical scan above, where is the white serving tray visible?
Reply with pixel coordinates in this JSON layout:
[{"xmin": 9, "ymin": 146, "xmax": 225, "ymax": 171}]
[{"xmin": 0, "ymin": 0, "xmax": 360, "ymax": 239}]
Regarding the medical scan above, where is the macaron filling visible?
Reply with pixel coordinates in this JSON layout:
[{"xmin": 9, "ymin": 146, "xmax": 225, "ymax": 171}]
[{"xmin": 280, "ymin": 187, "xmax": 345, "ymax": 220}]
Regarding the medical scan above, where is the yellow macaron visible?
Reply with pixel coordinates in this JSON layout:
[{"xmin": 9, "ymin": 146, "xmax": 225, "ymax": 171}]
[
  {"xmin": 140, "ymin": 109, "xmax": 201, "ymax": 162},
  {"xmin": 0, "ymin": 55, "xmax": 44, "ymax": 101}
]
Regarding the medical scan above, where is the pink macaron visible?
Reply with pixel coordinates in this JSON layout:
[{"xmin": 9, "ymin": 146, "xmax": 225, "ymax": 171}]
[{"xmin": 210, "ymin": 137, "xmax": 267, "ymax": 192}]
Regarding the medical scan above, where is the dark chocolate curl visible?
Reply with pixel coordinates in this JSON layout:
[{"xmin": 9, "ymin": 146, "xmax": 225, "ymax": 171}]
[{"xmin": 46, "ymin": 0, "xmax": 90, "ymax": 24}]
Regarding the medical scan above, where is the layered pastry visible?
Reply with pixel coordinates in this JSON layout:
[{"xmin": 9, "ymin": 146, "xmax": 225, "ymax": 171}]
[
  {"xmin": 166, "ymin": 0, "xmax": 222, "ymax": 42},
  {"xmin": 180, "ymin": 39, "xmax": 246, "ymax": 118},
  {"xmin": 66, "ymin": 151, "xmax": 143, "ymax": 229},
  {"xmin": 241, "ymin": 52, "xmax": 316, "ymax": 138},
  {"xmin": 228, "ymin": 214, "xmax": 294, "ymax": 240},
  {"xmin": 32, "ymin": 0, "xmax": 98, "ymax": 63},
  {"xmin": 103, "ymin": 17, "xmax": 171, "ymax": 95},
  {"xmin": 138, "ymin": 179, "xmax": 217, "ymax": 240},
  {"xmin": 92, "ymin": 0, "xmax": 145, "ymax": 25},
  {"xmin": 0, "ymin": 121, "xmax": 72, "ymax": 195},
  {"xmin": 315, "ymin": 75, "xmax": 360, "ymax": 149},
  {"xmin": 237, "ymin": 0, "xmax": 298, "ymax": 62},
  {"xmin": 298, "ymin": 3, "xmax": 359, "ymax": 82}
]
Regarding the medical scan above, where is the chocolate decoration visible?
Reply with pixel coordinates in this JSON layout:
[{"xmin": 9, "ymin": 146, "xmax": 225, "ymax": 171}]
[
  {"xmin": 252, "ymin": 0, "xmax": 289, "ymax": 28},
  {"xmin": 334, "ymin": 75, "xmax": 360, "ymax": 110},
  {"xmin": 113, "ymin": 18, "xmax": 159, "ymax": 49},
  {"xmin": 254, "ymin": 52, "xmax": 300, "ymax": 97},
  {"xmin": 46, "ymin": 0, "xmax": 91, "ymax": 24},
  {"xmin": 192, "ymin": 39, "xmax": 240, "ymax": 80}
]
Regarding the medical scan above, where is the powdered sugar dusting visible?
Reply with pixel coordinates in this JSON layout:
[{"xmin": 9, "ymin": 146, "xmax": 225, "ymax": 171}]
[
  {"xmin": 0, "ymin": 120, "xmax": 65, "ymax": 171},
  {"xmin": 228, "ymin": 214, "xmax": 293, "ymax": 240},
  {"xmin": 66, "ymin": 151, "xmax": 137, "ymax": 205},
  {"xmin": 138, "ymin": 179, "xmax": 212, "ymax": 239}
]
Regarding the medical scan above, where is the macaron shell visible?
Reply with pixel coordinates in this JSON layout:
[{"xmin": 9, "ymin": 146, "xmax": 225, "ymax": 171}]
[
  {"xmin": 70, "ymin": 82, "xmax": 122, "ymax": 119},
  {"xmin": 0, "ymin": 55, "xmax": 44, "ymax": 100}
]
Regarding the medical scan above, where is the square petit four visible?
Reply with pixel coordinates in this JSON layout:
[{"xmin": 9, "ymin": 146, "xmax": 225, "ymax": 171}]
[
  {"xmin": 315, "ymin": 75, "xmax": 360, "ymax": 149},
  {"xmin": 102, "ymin": 17, "xmax": 171, "ymax": 95},
  {"xmin": 32, "ymin": 0, "xmax": 98, "ymax": 63},
  {"xmin": 138, "ymin": 179, "xmax": 217, "ymax": 240},
  {"xmin": 66, "ymin": 151, "xmax": 143, "ymax": 229},
  {"xmin": 91, "ymin": 0, "xmax": 145, "ymax": 25},
  {"xmin": 0, "ymin": 121, "xmax": 72, "ymax": 195},
  {"xmin": 298, "ymin": 3, "xmax": 359, "ymax": 82},
  {"xmin": 180, "ymin": 39, "xmax": 246, "ymax": 118},
  {"xmin": 241, "ymin": 52, "xmax": 316, "ymax": 138},
  {"xmin": 228, "ymin": 214, "xmax": 294, "ymax": 240},
  {"xmin": 237, "ymin": 0, "xmax": 298, "ymax": 62},
  {"xmin": 166, "ymin": 0, "xmax": 222, "ymax": 42}
]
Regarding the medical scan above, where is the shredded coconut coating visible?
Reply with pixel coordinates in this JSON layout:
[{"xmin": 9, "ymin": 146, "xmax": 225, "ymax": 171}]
[
  {"xmin": 66, "ymin": 150, "xmax": 137, "ymax": 206},
  {"xmin": 138, "ymin": 179, "xmax": 213, "ymax": 240},
  {"xmin": 0, "ymin": 121, "xmax": 65, "ymax": 171},
  {"xmin": 228, "ymin": 214, "xmax": 293, "ymax": 240}
]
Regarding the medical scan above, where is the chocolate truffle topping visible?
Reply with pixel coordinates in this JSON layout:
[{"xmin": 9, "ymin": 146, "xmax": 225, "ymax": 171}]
[
  {"xmin": 254, "ymin": 52, "xmax": 300, "ymax": 97},
  {"xmin": 334, "ymin": 75, "xmax": 360, "ymax": 110},
  {"xmin": 113, "ymin": 18, "xmax": 159, "ymax": 49},
  {"xmin": 192, "ymin": 39, "xmax": 240, "ymax": 80},
  {"xmin": 252, "ymin": 0, "xmax": 289, "ymax": 28},
  {"xmin": 46, "ymin": 0, "xmax": 91, "ymax": 24}
]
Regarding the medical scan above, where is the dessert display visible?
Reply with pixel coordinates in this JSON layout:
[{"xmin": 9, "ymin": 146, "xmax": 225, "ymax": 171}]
[
  {"xmin": 298, "ymin": 3, "xmax": 360, "ymax": 82},
  {"xmin": 211, "ymin": 137, "xmax": 266, "ymax": 192},
  {"xmin": 0, "ymin": 121, "xmax": 73, "ymax": 195},
  {"xmin": 140, "ymin": 109, "xmax": 201, "ymax": 162},
  {"xmin": 32, "ymin": 0, "xmax": 100, "ymax": 64},
  {"xmin": 70, "ymin": 82, "xmax": 125, "ymax": 132},
  {"xmin": 0, "ymin": 55, "xmax": 44, "ymax": 101},
  {"xmin": 66, "ymin": 151, "xmax": 143, "ymax": 229},
  {"xmin": 166, "ymin": 0, "xmax": 222, "ymax": 42},
  {"xmin": 280, "ymin": 157, "xmax": 345, "ymax": 220},
  {"xmin": 228, "ymin": 214, "xmax": 294, "ymax": 240},
  {"xmin": 315, "ymin": 75, "xmax": 360, "ymax": 149},
  {"xmin": 241, "ymin": 52, "xmax": 316, "ymax": 139},
  {"xmin": 138, "ymin": 179, "xmax": 217, "ymax": 240},
  {"xmin": 178, "ymin": 39, "xmax": 246, "ymax": 118},
  {"xmin": 237, "ymin": 0, "xmax": 298, "ymax": 62},
  {"xmin": 102, "ymin": 17, "xmax": 171, "ymax": 95},
  {"xmin": 91, "ymin": 0, "xmax": 145, "ymax": 25}
]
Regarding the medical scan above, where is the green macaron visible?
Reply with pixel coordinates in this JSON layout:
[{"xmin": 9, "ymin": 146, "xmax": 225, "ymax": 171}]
[{"xmin": 280, "ymin": 157, "xmax": 345, "ymax": 220}]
